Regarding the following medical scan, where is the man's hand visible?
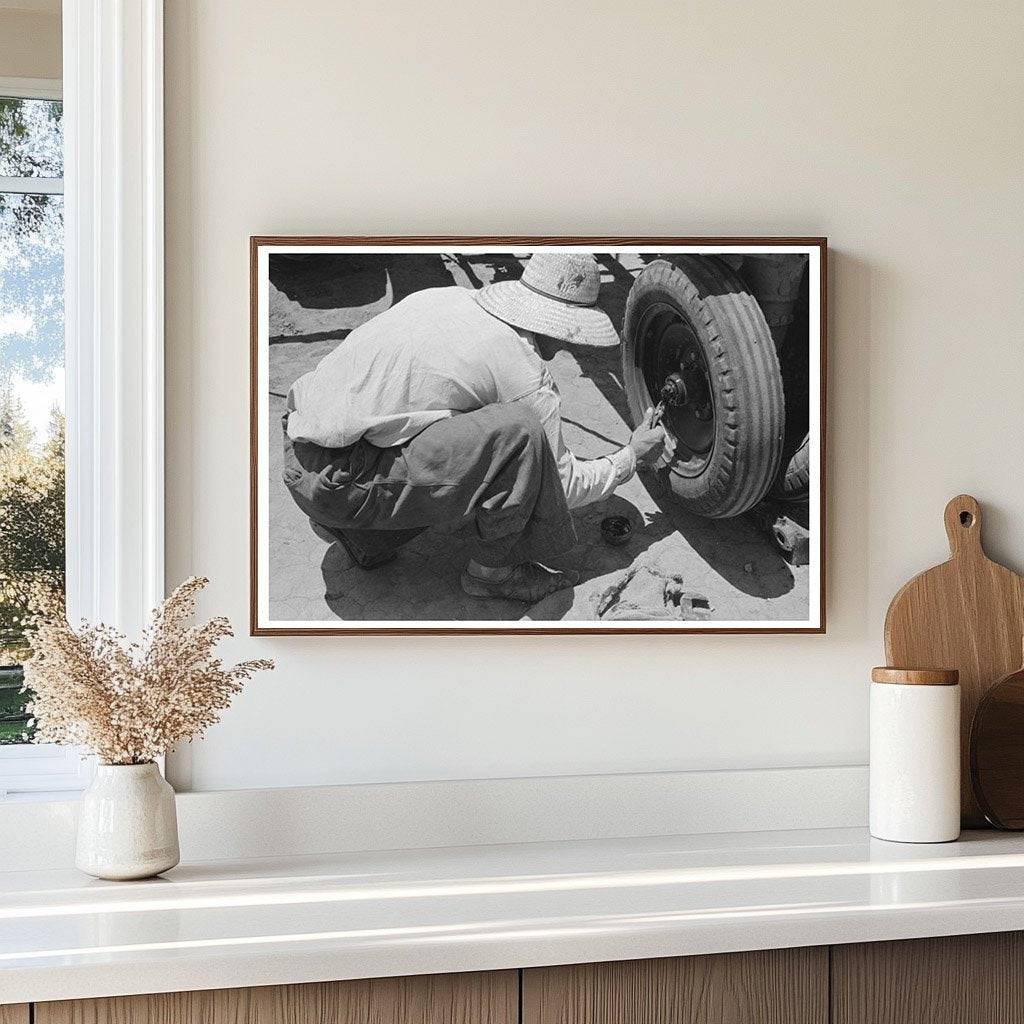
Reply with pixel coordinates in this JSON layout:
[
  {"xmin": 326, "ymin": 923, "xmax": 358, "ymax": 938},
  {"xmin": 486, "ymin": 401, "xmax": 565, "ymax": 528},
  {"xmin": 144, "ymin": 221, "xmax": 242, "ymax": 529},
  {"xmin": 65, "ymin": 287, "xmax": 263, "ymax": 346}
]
[{"xmin": 629, "ymin": 407, "xmax": 669, "ymax": 466}]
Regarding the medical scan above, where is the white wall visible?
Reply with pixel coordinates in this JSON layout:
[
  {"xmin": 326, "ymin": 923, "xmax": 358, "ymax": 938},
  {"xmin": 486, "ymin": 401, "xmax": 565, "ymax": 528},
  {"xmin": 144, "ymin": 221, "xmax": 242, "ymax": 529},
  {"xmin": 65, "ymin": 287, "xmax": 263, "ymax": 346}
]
[{"xmin": 164, "ymin": 0, "xmax": 1024, "ymax": 792}]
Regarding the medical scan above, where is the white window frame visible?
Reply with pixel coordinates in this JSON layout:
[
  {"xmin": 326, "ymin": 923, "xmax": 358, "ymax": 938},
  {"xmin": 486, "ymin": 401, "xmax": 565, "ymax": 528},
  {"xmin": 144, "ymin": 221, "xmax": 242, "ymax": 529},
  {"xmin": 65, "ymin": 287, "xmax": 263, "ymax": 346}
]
[
  {"xmin": 0, "ymin": 77, "xmax": 61, "ymax": 101},
  {"xmin": 0, "ymin": 0, "xmax": 164, "ymax": 799}
]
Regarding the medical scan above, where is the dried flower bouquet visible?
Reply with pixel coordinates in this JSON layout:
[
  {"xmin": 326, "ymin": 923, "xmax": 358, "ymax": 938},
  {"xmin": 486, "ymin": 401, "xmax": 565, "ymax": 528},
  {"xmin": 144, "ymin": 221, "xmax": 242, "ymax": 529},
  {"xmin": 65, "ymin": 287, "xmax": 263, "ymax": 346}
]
[{"xmin": 23, "ymin": 577, "xmax": 273, "ymax": 765}]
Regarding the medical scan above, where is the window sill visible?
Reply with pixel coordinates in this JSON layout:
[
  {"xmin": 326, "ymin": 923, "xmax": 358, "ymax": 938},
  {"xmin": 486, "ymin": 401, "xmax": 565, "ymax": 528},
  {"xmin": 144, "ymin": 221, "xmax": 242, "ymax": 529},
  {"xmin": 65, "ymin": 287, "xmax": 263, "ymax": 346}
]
[{"xmin": 0, "ymin": 744, "xmax": 93, "ymax": 799}]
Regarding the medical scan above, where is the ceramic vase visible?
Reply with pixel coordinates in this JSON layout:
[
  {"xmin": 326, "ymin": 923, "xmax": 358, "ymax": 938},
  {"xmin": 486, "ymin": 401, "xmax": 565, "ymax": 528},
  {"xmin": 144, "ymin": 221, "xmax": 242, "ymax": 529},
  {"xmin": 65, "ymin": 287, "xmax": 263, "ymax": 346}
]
[
  {"xmin": 869, "ymin": 668, "xmax": 961, "ymax": 843},
  {"xmin": 76, "ymin": 762, "xmax": 180, "ymax": 880}
]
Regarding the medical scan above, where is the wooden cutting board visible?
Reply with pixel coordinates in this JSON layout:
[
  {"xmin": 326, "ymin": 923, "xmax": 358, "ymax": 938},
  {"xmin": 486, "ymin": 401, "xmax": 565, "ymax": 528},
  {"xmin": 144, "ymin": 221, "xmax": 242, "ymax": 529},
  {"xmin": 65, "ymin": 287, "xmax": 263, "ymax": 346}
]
[{"xmin": 884, "ymin": 494, "xmax": 1024, "ymax": 826}]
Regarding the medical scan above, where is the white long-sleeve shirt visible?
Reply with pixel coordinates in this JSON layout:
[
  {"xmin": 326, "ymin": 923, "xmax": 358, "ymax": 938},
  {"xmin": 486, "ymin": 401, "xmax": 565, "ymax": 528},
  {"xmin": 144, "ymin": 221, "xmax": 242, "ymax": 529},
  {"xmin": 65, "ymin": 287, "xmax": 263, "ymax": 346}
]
[{"xmin": 286, "ymin": 286, "xmax": 635, "ymax": 509}]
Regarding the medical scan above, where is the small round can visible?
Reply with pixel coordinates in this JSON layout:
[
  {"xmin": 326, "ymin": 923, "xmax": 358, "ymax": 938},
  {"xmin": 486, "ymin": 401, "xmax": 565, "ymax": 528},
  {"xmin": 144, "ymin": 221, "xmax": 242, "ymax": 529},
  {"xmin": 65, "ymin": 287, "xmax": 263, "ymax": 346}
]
[{"xmin": 869, "ymin": 667, "xmax": 961, "ymax": 843}]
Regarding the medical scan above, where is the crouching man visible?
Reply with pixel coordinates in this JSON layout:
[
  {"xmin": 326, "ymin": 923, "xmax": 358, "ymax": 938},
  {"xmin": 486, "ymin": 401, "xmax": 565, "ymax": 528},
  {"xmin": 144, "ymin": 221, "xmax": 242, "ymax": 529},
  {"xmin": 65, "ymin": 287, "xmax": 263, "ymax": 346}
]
[{"xmin": 282, "ymin": 252, "xmax": 666, "ymax": 603}]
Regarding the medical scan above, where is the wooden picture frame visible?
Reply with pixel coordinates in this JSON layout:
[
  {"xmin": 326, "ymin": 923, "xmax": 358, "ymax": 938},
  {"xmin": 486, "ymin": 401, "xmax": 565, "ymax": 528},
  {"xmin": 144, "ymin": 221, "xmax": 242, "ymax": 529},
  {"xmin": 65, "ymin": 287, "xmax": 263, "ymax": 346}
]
[{"xmin": 251, "ymin": 237, "xmax": 827, "ymax": 635}]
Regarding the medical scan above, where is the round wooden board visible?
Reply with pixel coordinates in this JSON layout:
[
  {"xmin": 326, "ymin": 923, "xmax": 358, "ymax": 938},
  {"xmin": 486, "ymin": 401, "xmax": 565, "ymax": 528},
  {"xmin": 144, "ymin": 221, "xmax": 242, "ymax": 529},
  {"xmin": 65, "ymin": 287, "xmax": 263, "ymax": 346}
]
[{"xmin": 970, "ymin": 663, "xmax": 1024, "ymax": 829}]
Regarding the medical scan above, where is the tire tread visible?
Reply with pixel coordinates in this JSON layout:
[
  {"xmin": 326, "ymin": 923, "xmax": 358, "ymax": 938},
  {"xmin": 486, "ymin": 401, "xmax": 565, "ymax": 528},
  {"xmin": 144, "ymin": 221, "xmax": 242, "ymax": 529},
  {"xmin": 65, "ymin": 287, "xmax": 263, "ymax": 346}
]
[{"xmin": 621, "ymin": 258, "xmax": 785, "ymax": 518}]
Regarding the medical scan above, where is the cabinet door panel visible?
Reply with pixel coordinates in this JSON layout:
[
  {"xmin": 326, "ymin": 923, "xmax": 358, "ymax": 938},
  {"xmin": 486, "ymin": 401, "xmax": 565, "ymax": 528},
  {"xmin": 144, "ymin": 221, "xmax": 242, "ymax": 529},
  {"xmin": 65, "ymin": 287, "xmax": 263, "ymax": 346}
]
[
  {"xmin": 832, "ymin": 932, "xmax": 1024, "ymax": 1024},
  {"xmin": 36, "ymin": 970, "xmax": 517, "ymax": 1024},
  {"xmin": 0, "ymin": 1006, "xmax": 29, "ymax": 1024},
  {"xmin": 523, "ymin": 948, "xmax": 828, "ymax": 1024}
]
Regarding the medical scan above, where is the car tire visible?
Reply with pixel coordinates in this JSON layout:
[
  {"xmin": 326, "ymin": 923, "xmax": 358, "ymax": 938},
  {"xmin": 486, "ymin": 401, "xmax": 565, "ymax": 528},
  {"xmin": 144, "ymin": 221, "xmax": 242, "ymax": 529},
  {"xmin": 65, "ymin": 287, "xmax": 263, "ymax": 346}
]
[
  {"xmin": 771, "ymin": 431, "xmax": 811, "ymax": 501},
  {"xmin": 621, "ymin": 257, "xmax": 785, "ymax": 518}
]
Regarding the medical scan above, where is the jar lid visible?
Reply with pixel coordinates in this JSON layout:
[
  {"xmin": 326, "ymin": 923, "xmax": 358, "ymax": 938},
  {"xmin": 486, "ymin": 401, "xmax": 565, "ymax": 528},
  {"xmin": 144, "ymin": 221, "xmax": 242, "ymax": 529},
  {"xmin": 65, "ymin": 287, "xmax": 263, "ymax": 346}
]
[{"xmin": 871, "ymin": 666, "xmax": 959, "ymax": 686}]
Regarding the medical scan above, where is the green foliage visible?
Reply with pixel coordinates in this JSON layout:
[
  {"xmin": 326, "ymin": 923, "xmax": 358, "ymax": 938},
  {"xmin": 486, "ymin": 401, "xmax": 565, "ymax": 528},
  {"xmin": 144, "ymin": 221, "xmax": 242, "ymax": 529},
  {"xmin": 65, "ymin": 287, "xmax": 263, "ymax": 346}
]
[
  {"xmin": 0, "ymin": 392, "xmax": 65, "ymax": 742},
  {"xmin": 0, "ymin": 667, "xmax": 30, "ymax": 744}
]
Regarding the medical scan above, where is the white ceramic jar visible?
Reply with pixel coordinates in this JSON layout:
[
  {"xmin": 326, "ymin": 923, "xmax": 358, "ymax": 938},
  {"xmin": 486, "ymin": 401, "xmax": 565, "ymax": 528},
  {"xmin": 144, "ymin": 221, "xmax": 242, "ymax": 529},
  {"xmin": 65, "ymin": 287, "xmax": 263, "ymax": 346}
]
[
  {"xmin": 869, "ymin": 667, "xmax": 961, "ymax": 843},
  {"xmin": 76, "ymin": 762, "xmax": 180, "ymax": 880}
]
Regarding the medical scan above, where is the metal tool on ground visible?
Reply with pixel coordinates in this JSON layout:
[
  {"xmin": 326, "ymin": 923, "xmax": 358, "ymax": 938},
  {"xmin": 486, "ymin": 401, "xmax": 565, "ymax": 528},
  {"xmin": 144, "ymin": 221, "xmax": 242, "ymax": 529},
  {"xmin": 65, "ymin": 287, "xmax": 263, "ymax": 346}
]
[
  {"xmin": 749, "ymin": 502, "xmax": 811, "ymax": 566},
  {"xmin": 594, "ymin": 564, "xmax": 713, "ymax": 621},
  {"xmin": 600, "ymin": 515, "xmax": 633, "ymax": 547}
]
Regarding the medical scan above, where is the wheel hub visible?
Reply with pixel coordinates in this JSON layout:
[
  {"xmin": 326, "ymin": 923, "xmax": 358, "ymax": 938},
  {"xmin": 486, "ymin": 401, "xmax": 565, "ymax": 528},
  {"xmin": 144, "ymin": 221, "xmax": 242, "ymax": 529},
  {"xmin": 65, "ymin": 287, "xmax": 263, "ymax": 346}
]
[
  {"xmin": 638, "ymin": 311, "xmax": 716, "ymax": 475},
  {"xmin": 659, "ymin": 372, "xmax": 688, "ymax": 407}
]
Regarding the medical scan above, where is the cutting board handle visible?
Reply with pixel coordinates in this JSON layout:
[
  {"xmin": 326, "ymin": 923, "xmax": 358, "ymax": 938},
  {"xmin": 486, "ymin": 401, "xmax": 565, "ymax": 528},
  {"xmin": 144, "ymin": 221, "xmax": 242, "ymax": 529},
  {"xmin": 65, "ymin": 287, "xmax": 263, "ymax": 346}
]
[{"xmin": 944, "ymin": 494, "xmax": 983, "ymax": 559}]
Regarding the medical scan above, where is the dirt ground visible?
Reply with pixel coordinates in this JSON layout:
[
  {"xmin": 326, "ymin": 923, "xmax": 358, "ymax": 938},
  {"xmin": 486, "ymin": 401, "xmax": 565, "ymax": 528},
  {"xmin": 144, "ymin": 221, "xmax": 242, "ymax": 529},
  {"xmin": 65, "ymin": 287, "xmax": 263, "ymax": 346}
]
[{"xmin": 265, "ymin": 254, "xmax": 809, "ymax": 624}]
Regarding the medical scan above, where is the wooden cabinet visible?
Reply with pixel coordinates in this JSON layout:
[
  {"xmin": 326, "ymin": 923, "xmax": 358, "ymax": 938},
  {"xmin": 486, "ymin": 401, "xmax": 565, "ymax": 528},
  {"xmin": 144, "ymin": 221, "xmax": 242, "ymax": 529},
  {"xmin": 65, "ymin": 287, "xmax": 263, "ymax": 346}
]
[
  {"xmin": 522, "ymin": 948, "xmax": 827, "ymax": 1024},
  {"xmin": 22, "ymin": 932, "xmax": 1024, "ymax": 1024},
  {"xmin": 832, "ymin": 932, "xmax": 1024, "ymax": 1024},
  {"xmin": 34, "ymin": 971, "xmax": 517, "ymax": 1024}
]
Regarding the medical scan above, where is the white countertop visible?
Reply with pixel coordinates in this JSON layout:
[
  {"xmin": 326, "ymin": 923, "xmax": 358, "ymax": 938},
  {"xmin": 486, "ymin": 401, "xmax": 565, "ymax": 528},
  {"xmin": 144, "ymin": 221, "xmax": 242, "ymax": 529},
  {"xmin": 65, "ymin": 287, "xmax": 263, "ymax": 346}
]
[{"xmin": 4, "ymin": 826, "xmax": 1024, "ymax": 1004}]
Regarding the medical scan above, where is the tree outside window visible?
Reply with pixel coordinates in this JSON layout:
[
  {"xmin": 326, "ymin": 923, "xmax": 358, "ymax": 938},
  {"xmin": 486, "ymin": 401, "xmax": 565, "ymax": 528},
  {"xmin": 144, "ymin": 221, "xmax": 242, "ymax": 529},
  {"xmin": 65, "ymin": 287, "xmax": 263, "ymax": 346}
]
[{"xmin": 0, "ymin": 94, "xmax": 65, "ymax": 744}]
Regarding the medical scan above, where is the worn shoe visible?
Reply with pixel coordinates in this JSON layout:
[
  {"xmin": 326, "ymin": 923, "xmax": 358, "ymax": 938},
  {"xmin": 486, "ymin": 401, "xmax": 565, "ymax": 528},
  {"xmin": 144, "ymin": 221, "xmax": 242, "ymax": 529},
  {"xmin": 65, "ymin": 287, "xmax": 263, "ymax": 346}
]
[{"xmin": 461, "ymin": 562, "xmax": 581, "ymax": 602}]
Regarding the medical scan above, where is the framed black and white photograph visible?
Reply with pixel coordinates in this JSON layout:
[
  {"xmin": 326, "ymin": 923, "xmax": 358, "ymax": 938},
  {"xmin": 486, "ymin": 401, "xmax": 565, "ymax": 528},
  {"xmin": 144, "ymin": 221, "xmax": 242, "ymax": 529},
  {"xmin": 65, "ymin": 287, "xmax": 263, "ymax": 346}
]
[{"xmin": 251, "ymin": 237, "xmax": 826, "ymax": 634}]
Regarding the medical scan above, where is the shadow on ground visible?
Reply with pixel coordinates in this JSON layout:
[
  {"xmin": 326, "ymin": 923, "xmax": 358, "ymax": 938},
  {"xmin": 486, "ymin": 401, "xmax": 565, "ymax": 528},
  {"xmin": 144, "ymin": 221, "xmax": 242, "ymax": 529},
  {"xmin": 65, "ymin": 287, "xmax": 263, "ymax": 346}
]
[
  {"xmin": 640, "ymin": 470, "xmax": 796, "ymax": 600},
  {"xmin": 272, "ymin": 253, "xmax": 457, "ymax": 311},
  {"xmin": 317, "ymin": 493, "xmax": 673, "ymax": 622},
  {"xmin": 269, "ymin": 254, "xmax": 461, "ymax": 345}
]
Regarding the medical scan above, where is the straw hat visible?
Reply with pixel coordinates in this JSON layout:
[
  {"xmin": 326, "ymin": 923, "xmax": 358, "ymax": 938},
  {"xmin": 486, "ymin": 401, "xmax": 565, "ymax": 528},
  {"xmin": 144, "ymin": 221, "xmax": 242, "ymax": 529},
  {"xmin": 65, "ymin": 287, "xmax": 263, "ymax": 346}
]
[{"xmin": 475, "ymin": 253, "xmax": 620, "ymax": 348}]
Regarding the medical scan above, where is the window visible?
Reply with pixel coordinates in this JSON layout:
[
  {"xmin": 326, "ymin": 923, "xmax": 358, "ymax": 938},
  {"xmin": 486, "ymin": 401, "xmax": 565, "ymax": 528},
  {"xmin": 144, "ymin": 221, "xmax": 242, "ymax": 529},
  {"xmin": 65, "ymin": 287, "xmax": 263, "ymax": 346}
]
[
  {"xmin": 0, "ymin": 6, "xmax": 166, "ymax": 797},
  {"xmin": 0, "ymin": 80, "xmax": 85, "ymax": 797}
]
